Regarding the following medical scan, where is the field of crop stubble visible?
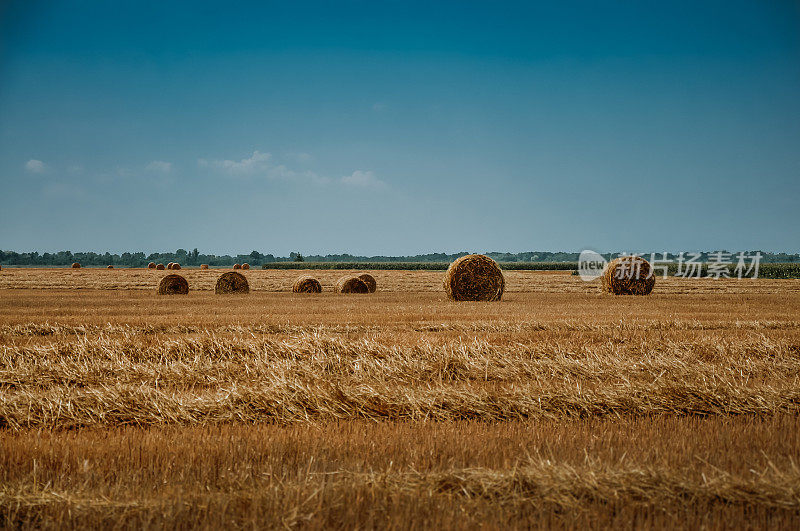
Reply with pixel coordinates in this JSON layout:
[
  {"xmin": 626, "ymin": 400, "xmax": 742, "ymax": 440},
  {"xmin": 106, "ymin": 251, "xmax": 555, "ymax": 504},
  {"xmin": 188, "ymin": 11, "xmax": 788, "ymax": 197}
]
[{"xmin": 1, "ymin": 268, "xmax": 800, "ymax": 528}]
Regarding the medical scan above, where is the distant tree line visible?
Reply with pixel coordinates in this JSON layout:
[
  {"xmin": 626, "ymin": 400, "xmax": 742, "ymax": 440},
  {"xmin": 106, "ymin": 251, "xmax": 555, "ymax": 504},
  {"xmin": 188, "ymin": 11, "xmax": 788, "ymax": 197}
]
[
  {"xmin": 0, "ymin": 249, "xmax": 273, "ymax": 267},
  {"xmin": 0, "ymin": 249, "xmax": 798, "ymax": 267},
  {"xmin": 288, "ymin": 251, "xmax": 800, "ymax": 264}
]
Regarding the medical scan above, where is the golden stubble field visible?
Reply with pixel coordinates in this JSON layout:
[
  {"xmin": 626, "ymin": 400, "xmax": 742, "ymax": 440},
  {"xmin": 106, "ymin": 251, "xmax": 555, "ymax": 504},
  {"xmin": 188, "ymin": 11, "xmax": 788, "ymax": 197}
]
[{"xmin": 1, "ymin": 268, "xmax": 800, "ymax": 528}]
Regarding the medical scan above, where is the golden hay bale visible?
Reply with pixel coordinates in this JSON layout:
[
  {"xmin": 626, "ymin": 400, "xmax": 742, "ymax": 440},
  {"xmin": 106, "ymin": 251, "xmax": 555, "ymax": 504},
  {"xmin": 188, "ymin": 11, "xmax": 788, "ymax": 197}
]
[
  {"xmin": 172, "ymin": 263, "xmax": 181, "ymax": 270},
  {"xmin": 215, "ymin": 271, "xmax": 249, "ymax": 294},
  {"xmin": 336, "ymin": 275, "xmax": 369, "ymax": 294},
  {"xmin": 357, "ymin": 273, "xmax": 377, "ymax": 293},
  {"xmin": 167, "ymin": 262, "xmax": 174, "ymax": 270},
  {"xmin": 106, "ymin": 265, "xmax": 114, "ymax": 269},
  {"xmin": 601, "ymin": 256, "xmax": 655, "ymax": 295},
  {"xmin": 200, "ymin": 264, "xmax": 209, "ymax": 270},
  {"xmin": 241, "ymin": 263, "xmax": 250, "ymax": 270},
  {"xmin": 293, "ymin": 275, "xmax": 322, "ymax": 293},
  {"xmin": 444, "ymin": 254, "xmax": 505, "ymax": 301},
  {"xmin": 233, "ymin": 263, "xmax": 241, "ymax": 270},
  {"xmin": 147, "ymin": 262, "xmax": 156, "ymax": 269},
  {"xmin": 71, "ymin": 263, "xmax": 81, "ymax": 269},
  {"xmin": 155, "ymin": 263, "xmax": 165, "ymax": 270},
  {"xmin": 157, "ymin": 274, "xmax": 189, "ymax": 295}
]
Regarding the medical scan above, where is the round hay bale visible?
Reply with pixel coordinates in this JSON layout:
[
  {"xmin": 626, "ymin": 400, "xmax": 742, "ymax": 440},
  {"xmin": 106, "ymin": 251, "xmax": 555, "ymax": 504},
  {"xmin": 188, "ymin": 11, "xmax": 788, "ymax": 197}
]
[
  {"xmin": 233, "ymin": 263, "xmax": 241, "ymax": 270},
  {"xmin": 167, "ymin": 262, "xmax": 174, "ymax": 270},
  {"xmin": 444, "ymin": 254, "xmax": 505, "ymax": 301},
  {"xmin": 106, "ymin": 265, "xmax": 114, "ymax": 269},
  {"xmin": 155, "ymin": 263, "xmax": 165, "ymax": 270},
  {"xmin": 336, "ymin": 275, "xmax": 369, "ymax": 294},
  {"xmin": 200, "ymin": 264, "xmax": 209, "ymax": 270},
  {"xmin": 147, "ymin": 262, "xmax": 156, "ymax": 269},
  {"xmin": 241, "ymin": 263, "xmax": 250, "ymax": 270},
  {"xmin": 215, "ymin": 271, "xmax": 249, "ymax": 294},
  {"xmin": 71, "ymin": 262, "xmax": 81, "ymax": 269},
  {"xmin": 157, "ymin": 274, "xmax": 189, "ymax": 295},
  {"xmin": 172, "ymin": 263, "xmax": 181, "ymax": 270},
  {"xmin": 601, "ymin": 256, "xmax": 655, "ymax": 295},
  {"xmin": 357, "ymin": 273, "xmax": 377, "ymax": 293},
  {"xmin": 293, "ymin": 275, "xmax": 322, "ymax": 293}
]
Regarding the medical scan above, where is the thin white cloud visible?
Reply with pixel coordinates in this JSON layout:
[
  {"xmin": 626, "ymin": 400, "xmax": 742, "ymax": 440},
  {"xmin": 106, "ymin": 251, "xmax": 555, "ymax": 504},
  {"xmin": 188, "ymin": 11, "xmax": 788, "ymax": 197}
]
[
  {"xmin": 199, "ymin": 149, "xmax": 331, "ymax": 185},
  {"xmin": 286, "ymin": 152, "xmax": 313, "ymax": 164},
  {"xmin": 199, "ymin": 150, "xmax": 271, "ymax": 175},
  {"xmin": 25, "ymin": 159, "xmax": 46, "ymax": 173},
  {"xmin": 146, "ymin": 160, "xmax": 172, "ymax": 173},
  {"xmin": 94, "ymin": 166, "xmax": 132, "ymax": 184},
  {"xmin": 341, "ymin": 170, "xmax": 386, "ymax": 188},
  {"xmin": 200, "ymin": 150, "xmax": 380, "ymax": 189},
  {"xmin": 269, "ymin": 164, "xmax": 330, "ymax": 184}
]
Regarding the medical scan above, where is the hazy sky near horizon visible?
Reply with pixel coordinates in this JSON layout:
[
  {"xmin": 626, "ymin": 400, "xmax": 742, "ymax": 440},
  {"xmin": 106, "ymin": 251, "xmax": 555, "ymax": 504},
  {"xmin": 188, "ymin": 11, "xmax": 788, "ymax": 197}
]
[{"xmin": 1, "ymin": 0, "xmax": 798, "ymax": 255}]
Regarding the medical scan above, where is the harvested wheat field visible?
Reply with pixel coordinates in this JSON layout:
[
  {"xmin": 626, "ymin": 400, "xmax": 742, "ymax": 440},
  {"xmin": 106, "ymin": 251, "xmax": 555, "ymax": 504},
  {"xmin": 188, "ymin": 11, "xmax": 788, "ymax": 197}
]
[
  {"xmin": 1, "ymin": 268, "xmax": 800, "ymax": 528},
  {"xmin": 2, "ymin": 267, "xmax": 797, "ymax": 294}
]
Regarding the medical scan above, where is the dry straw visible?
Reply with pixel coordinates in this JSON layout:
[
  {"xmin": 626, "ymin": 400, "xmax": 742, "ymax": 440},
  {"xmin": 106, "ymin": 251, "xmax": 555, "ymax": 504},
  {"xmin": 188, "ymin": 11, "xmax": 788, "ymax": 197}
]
[
  {"xmin": 215, "ymin": 271, "xmax": 249, "ymax": 294},
  {"xmin": 167, "ymin": 262, "xmax": 174, "ymax": 270},
  {"xmin": 147, "ymin": 262, "xmax": 156, "ymax": 269},
  {"xmin": 172, "ymin": 263, "xmax": 181, "ymax": 270},
  {"xmin": 601, "ymin": 256, "xmax": 656, "ymax": 295},
  {"xmin": 336, "ymin": 275, "xmax": 369, "ymax": 293},
  {"xmin": 293, "ymin": 275, "xmax": 322, "ymax": 293},
  {"xmin": 444, "ymin": 254, "xmax": 505, "ymax": 301},
  {"xmin": 241, "ymin": 263, "xmax": 250, "ymax": 270},
  {"xmin": 155, "ymin": 263, "xmax": 165, "ymax": 270},
  {"xmin": 357, "ymin": 273, "xmax": 377, "ymax": 293},
  {"xmin": 233, "ymin": 263, "xmax": 241, "ymax": 270},
  {"xmin": 157, "ymin": 274, "xmax": 189, "ymax": 295},
  {"xmin": 200, "ymin": 264, "xmax": 209, "ymax": 270}
]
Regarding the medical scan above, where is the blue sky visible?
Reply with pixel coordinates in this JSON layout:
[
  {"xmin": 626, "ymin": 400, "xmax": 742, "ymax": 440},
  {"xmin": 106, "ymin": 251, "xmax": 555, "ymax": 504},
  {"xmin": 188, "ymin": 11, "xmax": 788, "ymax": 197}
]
[{"xmin": 0, "ymin": 0, "xmax": 798, "ymax": 255}]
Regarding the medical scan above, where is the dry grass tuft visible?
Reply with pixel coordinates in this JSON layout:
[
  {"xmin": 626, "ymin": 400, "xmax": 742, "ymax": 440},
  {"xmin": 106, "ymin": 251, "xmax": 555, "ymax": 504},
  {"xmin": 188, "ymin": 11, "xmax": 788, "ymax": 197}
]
[
  {"xmin": 71, "ymin": 263, "xmax": 81, "ymax": 269},
  {"xmin": 2, "ymin": 418, "xmax": 799, "ymax": 528},
  {"xmin": 336, "ymin": 276, "xmax": 369, "ymax": 293},
  {"xmin": 156, "ymin": 274, "xmax": 189, "ymax": 295},
  {"xmin": 358, "ymin": 273, "xmax": 377, "ymax": 293},
  {"xmin": 215, "ymin": 272, "xmax": 249, "ymax": 294},
  {"xmin": 293, "ymin": 275, "xmax": 322, "ymax": 293},
  {"xmin": 155, "ymin": 264, "xmax": 165, "ymax": 270},
  {"xmin": 3, "ymin": 330, "xmax": 800, "ymax": 428},
  {"xmin": 602, "ymin": 256, "xmax": 656, "ymax": 295},
  {"xmin": 444, "ymin": 254, "xmax": 504, "ymax": 301}
]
